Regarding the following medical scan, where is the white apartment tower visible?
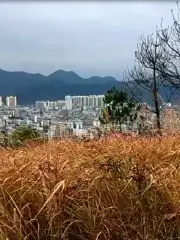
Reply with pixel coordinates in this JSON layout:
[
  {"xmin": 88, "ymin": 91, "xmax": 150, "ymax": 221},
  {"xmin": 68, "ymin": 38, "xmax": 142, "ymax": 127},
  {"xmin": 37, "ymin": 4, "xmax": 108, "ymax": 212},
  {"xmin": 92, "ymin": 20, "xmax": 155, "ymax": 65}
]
[
  {"xmin": 65, "ymin": 95, "xmax": 104, "ymax": 110},
  {"xmin": 6, "ymin": 96, "xmax": 17, "ymax": 107},
  {"xmin": 0, "ymin": 96, "xmax": 2, "ymax": 107},
  {"xmin": 65, "ymin": 95, "xmax": 72, "ymax": 110}
]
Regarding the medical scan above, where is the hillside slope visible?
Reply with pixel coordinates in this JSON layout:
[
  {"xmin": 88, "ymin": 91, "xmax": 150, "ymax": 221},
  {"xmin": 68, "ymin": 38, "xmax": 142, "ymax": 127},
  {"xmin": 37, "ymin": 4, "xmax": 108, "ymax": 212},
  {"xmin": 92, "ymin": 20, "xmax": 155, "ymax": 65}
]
[
  {"xmin": 0, "ymin": 68, "xmax": 179, "ymax": 105},
  {"xmin": 0, "ymin": 69, "xmax": 121, "ymax": 104},
  {"xmin": 0, "ymin": 135, "xmax": 180, "ymax": 239}
]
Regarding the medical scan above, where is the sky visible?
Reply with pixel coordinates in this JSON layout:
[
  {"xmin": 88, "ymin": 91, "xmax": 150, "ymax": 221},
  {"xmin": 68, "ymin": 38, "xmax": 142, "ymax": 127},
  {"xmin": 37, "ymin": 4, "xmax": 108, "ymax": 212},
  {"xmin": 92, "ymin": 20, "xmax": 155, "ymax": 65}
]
[{"xmin": 0, "ymin": 2, "xmax": 176, "ymax": 80}]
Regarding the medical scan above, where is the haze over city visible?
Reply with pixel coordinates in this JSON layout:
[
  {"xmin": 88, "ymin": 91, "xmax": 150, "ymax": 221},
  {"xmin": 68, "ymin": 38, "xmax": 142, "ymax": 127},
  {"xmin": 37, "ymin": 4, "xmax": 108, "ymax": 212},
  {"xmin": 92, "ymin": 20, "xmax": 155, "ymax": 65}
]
[{"xmin": 0, "ymin": 2, "xmax": 175, "ymax": 80}]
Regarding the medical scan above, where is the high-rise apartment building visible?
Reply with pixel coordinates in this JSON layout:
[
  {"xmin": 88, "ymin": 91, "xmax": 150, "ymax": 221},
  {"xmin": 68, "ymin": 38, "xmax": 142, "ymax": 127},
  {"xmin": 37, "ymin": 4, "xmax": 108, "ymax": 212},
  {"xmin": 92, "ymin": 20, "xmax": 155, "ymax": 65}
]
[
  {"xmin": 65, "ymin": 95, "xmax": 73, "ymax": 110},
  {"xmin": 0, "ymin": 96, "xmax": 2, "ymax": 107},
  {"xmin": 65, "ymin": 95, "xmax": 104, "ymax": 110},
  {"xmin": 6, "ymin": 96, "xmax": 17, "ymax": 107}
]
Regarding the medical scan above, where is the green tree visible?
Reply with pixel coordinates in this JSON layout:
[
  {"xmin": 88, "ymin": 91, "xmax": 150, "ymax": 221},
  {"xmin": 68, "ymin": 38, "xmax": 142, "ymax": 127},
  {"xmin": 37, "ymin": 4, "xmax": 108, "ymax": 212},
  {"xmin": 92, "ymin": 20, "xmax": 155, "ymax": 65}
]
[
  {"xmin": 43, "ymin": 125, "xmax": 49, "ymax": 133},
  {"xmin": 10, "ymin": 126, "xmax": 40, "ymax": 147},
  {"xmin": 99, "ymin": 87, "xmax": 139, "ymax": 131}
]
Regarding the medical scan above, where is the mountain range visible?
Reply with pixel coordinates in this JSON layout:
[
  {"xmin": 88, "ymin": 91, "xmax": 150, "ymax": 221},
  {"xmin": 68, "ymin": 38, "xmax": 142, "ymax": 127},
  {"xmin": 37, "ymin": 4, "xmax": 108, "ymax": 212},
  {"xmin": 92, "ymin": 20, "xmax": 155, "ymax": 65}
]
[
  {"xmin": 0, "ymin": 68, "xmax": 122, "ymax": 104},
  {"xmin": 0, "ymin": 68, "xmax": 179, "ymax": 105}
]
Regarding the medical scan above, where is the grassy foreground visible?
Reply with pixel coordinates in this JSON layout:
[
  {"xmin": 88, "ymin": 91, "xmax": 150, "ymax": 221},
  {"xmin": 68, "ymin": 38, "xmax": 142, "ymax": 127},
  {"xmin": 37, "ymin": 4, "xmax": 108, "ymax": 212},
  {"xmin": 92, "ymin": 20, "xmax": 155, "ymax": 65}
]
[{"xmin": 0, "ymin": 134, "xmax": 180, "ymax": 239}]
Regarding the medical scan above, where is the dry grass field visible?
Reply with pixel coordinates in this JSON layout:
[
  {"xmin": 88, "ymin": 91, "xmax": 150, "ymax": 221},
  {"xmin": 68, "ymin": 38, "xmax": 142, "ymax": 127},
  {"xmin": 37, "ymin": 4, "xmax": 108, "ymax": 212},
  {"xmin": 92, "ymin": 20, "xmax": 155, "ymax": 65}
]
[{"xmin": 0, "ymin": 134, "xmax": 180, "ymax": 239}]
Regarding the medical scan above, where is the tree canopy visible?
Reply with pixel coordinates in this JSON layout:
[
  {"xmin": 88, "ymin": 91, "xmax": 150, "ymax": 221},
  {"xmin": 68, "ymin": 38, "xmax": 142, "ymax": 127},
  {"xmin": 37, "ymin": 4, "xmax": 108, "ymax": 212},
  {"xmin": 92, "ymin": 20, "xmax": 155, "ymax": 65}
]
[{"xmin": 100, "ymin": 87, "xmax": 139, "ymax": 131}]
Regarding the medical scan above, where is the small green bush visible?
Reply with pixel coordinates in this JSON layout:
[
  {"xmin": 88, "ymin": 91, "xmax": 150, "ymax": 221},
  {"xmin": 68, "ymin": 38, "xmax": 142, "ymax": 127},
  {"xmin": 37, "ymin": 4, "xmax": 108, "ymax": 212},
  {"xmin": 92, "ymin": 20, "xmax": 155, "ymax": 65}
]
[{"xmin": 10, "ymin": 126, "xmax": 40, "ymax": 147}]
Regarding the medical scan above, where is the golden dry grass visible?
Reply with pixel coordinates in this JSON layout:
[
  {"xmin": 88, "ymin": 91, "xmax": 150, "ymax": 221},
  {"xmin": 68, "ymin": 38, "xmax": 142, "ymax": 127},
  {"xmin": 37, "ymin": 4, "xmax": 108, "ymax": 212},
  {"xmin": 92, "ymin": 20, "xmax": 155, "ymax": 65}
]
[{"xmin": 0, "ymin": 134, "xmax": 180, "ymax": 239}]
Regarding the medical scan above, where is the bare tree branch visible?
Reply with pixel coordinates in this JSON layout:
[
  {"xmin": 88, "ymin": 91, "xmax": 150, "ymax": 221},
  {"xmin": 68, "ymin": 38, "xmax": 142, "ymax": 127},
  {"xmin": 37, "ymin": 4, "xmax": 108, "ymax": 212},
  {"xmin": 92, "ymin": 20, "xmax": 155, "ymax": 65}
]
[{"xmin": 123, "ymin": 32, "xmax": 177, "ymax": 135}]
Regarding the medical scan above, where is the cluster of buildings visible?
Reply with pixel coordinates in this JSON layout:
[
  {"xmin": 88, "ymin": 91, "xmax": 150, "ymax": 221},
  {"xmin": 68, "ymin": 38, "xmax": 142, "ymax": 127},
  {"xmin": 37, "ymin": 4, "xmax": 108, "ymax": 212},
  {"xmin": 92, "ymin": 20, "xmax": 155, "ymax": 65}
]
[
  {"xmin": 35, "ymin": 100, "xmax": 65, "ymax": 111},
  {"xmin": 34, "ymin": 95, "xmax": 104, "ymax": 112},
  {"xmin": 0, "ymin": 93, "xmax": 180, "ymax": 142},
  {"xmin": 65, "ymin": 95, "xmax": 104, "ymax": 110},
  {"xmin": 0, "ymin": 94, "xmax": 104, "ymax": 141},
  {"xmin": 0, "ymin": 96, "xmax": 17, "ymax": 107}
]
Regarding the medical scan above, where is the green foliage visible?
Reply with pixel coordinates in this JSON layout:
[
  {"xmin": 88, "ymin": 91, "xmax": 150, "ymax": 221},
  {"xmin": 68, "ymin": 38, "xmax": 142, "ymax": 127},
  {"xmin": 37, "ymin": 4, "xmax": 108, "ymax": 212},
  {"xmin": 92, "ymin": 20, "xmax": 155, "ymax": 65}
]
[
  {"xmin": 99, "ymin": 108, "xmax": 109, "ymax": 125},
  {"xmin": 10, "ymin": 126, "xmax": 40, "ymax": 147},
  {"xmin": 100, "ymin": 86, "xmax": 140, "ymax": 130},
  {"xmin": 43, "ymin": 125, "xmax": 49, "ymax": 133}
]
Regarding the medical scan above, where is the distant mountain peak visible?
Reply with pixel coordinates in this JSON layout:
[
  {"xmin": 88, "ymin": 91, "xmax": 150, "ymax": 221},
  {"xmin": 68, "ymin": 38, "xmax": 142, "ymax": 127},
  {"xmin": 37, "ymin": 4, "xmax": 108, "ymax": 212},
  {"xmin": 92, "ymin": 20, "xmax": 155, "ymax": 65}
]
[
  {"xmin": 0, "ymin": 67, "xmax": 122, "ymax": 104},
  {"xmin": 0, "ymin": 67, "xmax": 177, "ymax": 105},
  {"xmin": 48, "ymin": 69, "xmax": 118, "ymax": 84},
  {"xmin": 49, "ymin": 69, "xmax": 80, "ymax": 77},
  {"xmin": 49, "ymin": 69, "xmax": 84, "ymax": 84}
]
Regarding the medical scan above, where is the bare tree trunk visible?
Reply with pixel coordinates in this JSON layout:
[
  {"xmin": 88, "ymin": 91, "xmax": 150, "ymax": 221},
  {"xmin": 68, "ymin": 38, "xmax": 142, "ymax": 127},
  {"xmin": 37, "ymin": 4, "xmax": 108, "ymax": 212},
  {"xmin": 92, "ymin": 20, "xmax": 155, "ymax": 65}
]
[
  {"xmin": 119, "ymin": 122, "xmax": 122, "ymax": 132},
  {"xmin": 153, "ymin": 63, "xmax": 162, "ymax": 136}
]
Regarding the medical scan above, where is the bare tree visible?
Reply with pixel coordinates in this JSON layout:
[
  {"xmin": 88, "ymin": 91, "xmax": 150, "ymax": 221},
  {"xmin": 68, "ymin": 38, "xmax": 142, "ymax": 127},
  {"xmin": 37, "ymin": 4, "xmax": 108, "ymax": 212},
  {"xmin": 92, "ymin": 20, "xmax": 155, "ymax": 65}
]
[
  {"xmin": 157, "ymin": 2, "xmax": 180, "ymax": 88},
  {"xmin": 124, "ymin": 33, "xmax": 177, "ymax": 135}
]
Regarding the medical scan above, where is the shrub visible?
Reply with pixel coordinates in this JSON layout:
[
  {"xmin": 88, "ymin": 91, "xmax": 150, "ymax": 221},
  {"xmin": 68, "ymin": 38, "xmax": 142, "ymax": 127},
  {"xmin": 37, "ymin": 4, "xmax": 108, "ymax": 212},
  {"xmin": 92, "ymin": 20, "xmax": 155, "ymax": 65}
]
[{"xmin": 9, "ymin": 126, "xmax": 40, "ymax": 147}]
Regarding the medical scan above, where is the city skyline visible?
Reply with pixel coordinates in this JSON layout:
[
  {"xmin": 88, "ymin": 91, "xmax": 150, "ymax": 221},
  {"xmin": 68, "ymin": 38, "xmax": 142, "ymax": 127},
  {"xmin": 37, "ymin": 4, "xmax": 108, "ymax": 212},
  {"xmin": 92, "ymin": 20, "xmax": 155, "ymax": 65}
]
[{"xmin": 0, "ymin": 2, "xmax": 175, "ymax": 80}]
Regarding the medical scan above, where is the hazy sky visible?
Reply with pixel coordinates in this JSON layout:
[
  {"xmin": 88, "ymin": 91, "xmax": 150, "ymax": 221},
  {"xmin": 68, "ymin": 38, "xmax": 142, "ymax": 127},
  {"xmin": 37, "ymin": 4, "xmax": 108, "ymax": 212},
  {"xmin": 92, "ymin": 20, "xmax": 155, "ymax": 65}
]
[{"xmin": 0, "ymin": 2, "xmax": 176, "ymax": 80}]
